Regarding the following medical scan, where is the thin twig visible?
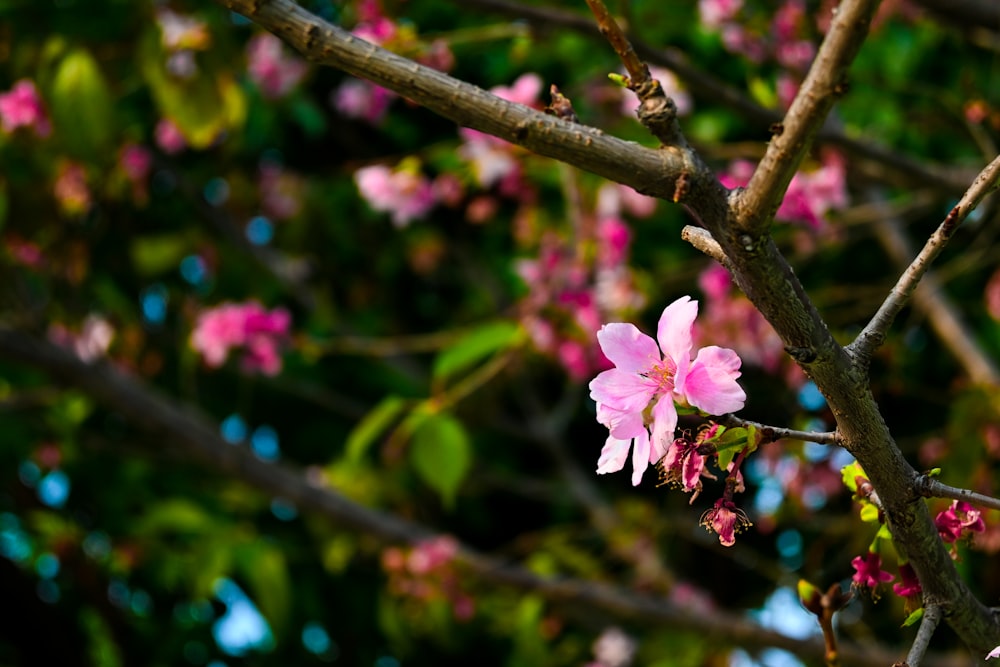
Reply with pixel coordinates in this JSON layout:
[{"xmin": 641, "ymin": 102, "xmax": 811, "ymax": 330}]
[
  {"xmin": 716, "ymin": 413, "xmax": 841, "ymax": 446},
  {"xmin": 915, "ymin": 476, "xmax": 1000, "ymax": 512},
  {"xmin": 849, "ymin": 158, "xmax": 1000, "ymax": 375},
  {"xmin": 681, "ymin": 225, "xmax": 731, "ymax": 269},
  {"xmin": 733, "ymin": 0, "xmax": 880, "ymax": 236},
  {"xmin": 583, "ymin": 0, "xmax": 686, "ymax": 147},
  {"xmin": 905, "ymin": 604, "xmax": 944, "ymax": 667}
]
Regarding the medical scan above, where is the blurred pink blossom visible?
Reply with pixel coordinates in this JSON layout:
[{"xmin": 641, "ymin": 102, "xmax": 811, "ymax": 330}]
[
  {"xmin": 246, "ymin": 33, "xmax": 308, "ymax": 99},
  {"xmin": 985, "ymin": 268, "xmax": 1000, "ymax": 320},
  {"xmin": 157, "ymin": 8, "xmax": 210, "ymax": 50},
  {"xmin": 155, "ymin": 118, "xmax": 187, "ymax": 154},
  {"xmin": 54, "ymin": 161, "xmax": 91, "ymax": 216},
  {"xmin": 458, "ymin": 74, "xmax": 542, "ymax": 187},
  {"xmin": 596, "ymin": 182, "xmax": 657, "ymax": 220},
  {"xmin": 719, "ymin": 152, "xmax": 847, "ymax": 230},
  {"xmin": 698, "ymin": 0, "xmax": 743, "ymax": 29},
  {"xmin": 354, "ymin": 162, "xmax": 437, "ymax": 227},
  {"xmin": 0, "ymin": 79, "xmax": 51, "ymax": 137},
  {"xmin": 332, "ymin": 79, "xmax": 396, "ymax": 125},
  {"xmin": 48, "ymin": 315, "xmax": 115, "ymax": 362},
  {"xmin": 190, "ymin": 301, "xmax": 290, "ymax": 375},
  {"xmin": 119, "ymin": 143, "xmax": 152, "ymax": 182}
]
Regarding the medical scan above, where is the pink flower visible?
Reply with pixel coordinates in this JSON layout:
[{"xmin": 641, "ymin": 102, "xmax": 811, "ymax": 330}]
[
  {"xmin": 590, "ymin": 296, "xmax": 746, "ymax": 485},
  {"xmin": 332, "ymin": 79, "xmax": 397, "ymax": 125},
  {"xmin": 246, "ymin": 33, "xmax": 308, "ymax": 99},
  {"xmin": 119, "ymin": 143, "xmax": 152, "ymax": 183},
  {"xmin": 0, "ymin": 79, "xmax": 51, "ymax": 137},
  {"xmin": 155, "ymin": 118, "xmax": 187, "ymax": 155},
  {"xmin": 658, "ymin": 433, "xmax": 708, "ymax": 496},
  {"xmin": 698, "ymin": 0, "xmax": 743, "ymax": 29},
  {"xmin": 719, "ymin": 153, "xmax": 847, "ymax": 230},
  {"xmin": 935, "ymin": 500, "xmax": 985, "ymax": 543},
  {"xmin": 190, "ymin": 301, "xmax": 290, "ymax": 375},
  {"xmin": 851, "ymin": 551, "xmax": 894, "ymax": 590},
  {"xmin": 892, "ymin": 562, "xmax": 921, "ymax": 598},
  {"xmin": 700, "ymin": 498, "xmax": 751, "ymax": 547},
  {"xmin": 987, "ymin": 646, "xmax": 1000, "ymax": 660},
  {"xmin": 354, "ymin": 162, "xmax": 437, "ymax": 227},
  {"xmin": 457, "ymin": 74, "xmax": 542, "ymax": 187},
  {"xmin": 48, "ymin": 315, "xmax": 114, "ymax": 362}
]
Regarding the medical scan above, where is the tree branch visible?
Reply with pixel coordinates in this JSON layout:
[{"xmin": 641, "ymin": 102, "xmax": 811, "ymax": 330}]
[
  {"xmin": 453, "ymin": 0, "xmax": 978, "ymax": 193},
  {"xmin": 904, "ymin": 604, "xmax": 944, "ymax": 667},
  {"xmin": 734, "ymin": 0, "xmax": 879, "ymax": 235},
  {"xmin": 215, "ymin": 0, "xmax": 692, "ymax": 201},
  {"xmin": 716, "ymin": 413, "xmax": 841, "ymax": 446},
  {"xmin": 915, "ymin": 476, "xmax": 1000, "ymax": 512},
  {"xmin": 681, "ymin": 225, "xmax": 730, "ymax": 268},
  {"xmin": 854, "ymin": 189, "xmax": 1000, "ymax": 386},
  {"xmin": 0, "ymin": 324, "xmax": 946, "ymax": 667},
  {"xmin": 850, "ymin": 156, "xmax": 1000, "ymax": 364}
]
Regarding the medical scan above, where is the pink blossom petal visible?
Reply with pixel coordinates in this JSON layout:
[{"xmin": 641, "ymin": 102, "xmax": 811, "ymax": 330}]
[
  {"xmin": 597, "ymin": 435, "xmax": 631, "ymax": 475},
  {"xmin": 589, "ymin": 368, "xmax": 658, "ymax": 413},
  {"xmin": 596, "ymin": 323, "xmax": 660, "ymax": 373},
  {"xmin": 986, "ymin": 646, "xmax": 1000, "ymax": 660},
  {"xmin": 648, "ymin": 395, "xmax": 678, "ymax": 462},
  {"xmin": 684, "ymin": 346, "xmax": 746, "ymax": 415},
  {"xmin": 597, "ymin": 404, "xmax": 646, "ymax": 440},
  {"xmin": 656, "ymin": 296, "xmax": 697, "ymax": 393},
  {"xmin": 630, "ymin": 429, "xmax": 651, "ymax": 486}
]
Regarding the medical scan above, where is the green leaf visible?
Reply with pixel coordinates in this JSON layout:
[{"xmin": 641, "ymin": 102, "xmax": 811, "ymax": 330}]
[
  {"xmin": 714, "ymin": 425, "xmax": 756, "ymax": 471},
  {"xmin": 902, "ymin": 607, "xmax": 924, "ymax": 627},
  {"xmin": 238, "ymin": 543, "xmax": 291, "ymax": 638},
  {"xmin": 345, "ymin": 395, "xmax": 409, "ymax": 462},
  {"xmin": 130, "ymin": 234, "xmax": 189, "ymax": 277},
  {"xmin": 409, "ymin": 412, "xmax": 472, "ymax": 509},
  {"xmin": 432, "ymin": 321, "xmax": 522, "ymax": 385},
  {"xmin": 49, "ymin": 48, "xmax": 115, "ymax": 159},
  {"xmin": 140, "ymin": 30, "xmax": 244, "ymax": 148},
  {"xmin": 840, "ymin": 460, "xmax": 866, "ymax": 493}
]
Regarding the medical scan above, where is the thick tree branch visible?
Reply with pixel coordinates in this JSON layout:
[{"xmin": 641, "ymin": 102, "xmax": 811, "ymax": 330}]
[
  {"xmin": 215, "ymin": 0, "xmax": 693, "ymax": 201},
  {"xmin": 734, "ymin": 0, "xmax": 879, "ymax": 235},
  {"xmin": 916, "ymin": 476, "xmax": 1000, "ymax": 512},
  {"xmin": 455, "ymin": 0, "xmax": 978, "ymax": 193},
  {"xmin": 0, "ymin": 325, "xmax": 944, "ymax": 667},
  {"xmin": 850, "ymin": 156, "xmax": 1000, "ymax": 364}
]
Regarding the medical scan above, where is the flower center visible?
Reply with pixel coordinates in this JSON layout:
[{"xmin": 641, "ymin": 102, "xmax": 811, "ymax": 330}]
[{"xmin": 647, "ymin": 357, "xmax": 677, "ymax": 392}]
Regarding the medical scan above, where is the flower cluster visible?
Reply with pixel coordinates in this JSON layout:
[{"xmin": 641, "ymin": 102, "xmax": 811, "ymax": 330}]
[
  {"xmin": 590, "ymin": 296, "xmax": 746, "ymax": 486},
  {"xmin": 190, "ymin": 301, "xmax": 291, "ymax": 376},
  {"xmin": 935, "ymin": 500, "xmax": 985, "ymax": 548},
  {"xmin": 0, "ymin": 79, "xmax": 51, "ymax": 137},
  {"xmin": 381, "ymin": 536, "xmax": 474, "ymax": 622},
  {"xmin": 698, "ymin": 0, "xmax": 815, "ymax": 70},
  {"xmin": 517, "ymin": 183, "xmax": 649, "ymax": 381}
]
